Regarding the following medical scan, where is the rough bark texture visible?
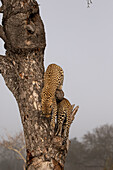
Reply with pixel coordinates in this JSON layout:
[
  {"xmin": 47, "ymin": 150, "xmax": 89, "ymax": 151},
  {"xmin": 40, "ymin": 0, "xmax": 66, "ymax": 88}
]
[{"xmin": 0, "ymin": 0, "xmax": 79, "ymax": 169}]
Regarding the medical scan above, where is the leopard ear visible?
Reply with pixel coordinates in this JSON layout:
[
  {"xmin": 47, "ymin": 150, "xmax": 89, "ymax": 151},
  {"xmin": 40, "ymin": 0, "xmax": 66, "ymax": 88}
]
[{"xmin": 71, "ymin": 104, "xmax": 75, "ymax": 111}]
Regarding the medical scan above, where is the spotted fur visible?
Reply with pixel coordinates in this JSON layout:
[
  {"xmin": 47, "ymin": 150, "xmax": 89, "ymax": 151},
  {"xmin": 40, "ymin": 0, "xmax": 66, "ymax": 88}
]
[
  {"xmin": 41, "ymin": 64, "xmax": 64, "ymax": 128},
  {"xmin": 56, "ymin": 98, "xmax": 73, "ymax": 138}
]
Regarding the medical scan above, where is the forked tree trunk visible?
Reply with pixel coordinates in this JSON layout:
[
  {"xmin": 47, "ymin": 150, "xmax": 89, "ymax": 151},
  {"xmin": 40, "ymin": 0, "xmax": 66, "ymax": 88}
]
[{"xmin": 0, "ymin": 0, "xmax": 78, "ymax": 169}]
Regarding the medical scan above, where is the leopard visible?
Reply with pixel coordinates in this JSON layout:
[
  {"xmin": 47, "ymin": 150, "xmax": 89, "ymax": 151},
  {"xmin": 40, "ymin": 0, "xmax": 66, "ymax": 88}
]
[
  {"xmin": 56, "ymin": 98, "xmax": 74, "ymax": 140},
  {"xmin": 41, "ymin": 64, "xmax": 64, "ymax": 128}
]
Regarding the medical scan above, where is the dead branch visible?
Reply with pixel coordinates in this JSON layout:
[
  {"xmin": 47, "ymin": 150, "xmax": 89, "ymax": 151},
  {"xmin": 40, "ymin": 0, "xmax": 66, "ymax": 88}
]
[
  {"xmin": 0, "ymin": 132, "xmax": 26, "ymax": 164},
  {"xmin": 7, "ymin": 146, "xmax": 26, "ymax": 163},
  {"xmin": 71, "ymin": 105, "xmax": 79, "ymax": 123}
]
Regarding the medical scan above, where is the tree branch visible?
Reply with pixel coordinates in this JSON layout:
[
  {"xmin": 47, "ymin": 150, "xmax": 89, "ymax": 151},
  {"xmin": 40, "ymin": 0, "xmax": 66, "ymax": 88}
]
[
  {"xmin": 71, "ymin": 105, "xmax": 79, "ymax": 123},
  {"xmin": 19, "ymin": 145, "xmax": 26, "ymax": 152},
  {"xmin": 7, "ymin": 146, "xmax": 26, "ymax": 163}
]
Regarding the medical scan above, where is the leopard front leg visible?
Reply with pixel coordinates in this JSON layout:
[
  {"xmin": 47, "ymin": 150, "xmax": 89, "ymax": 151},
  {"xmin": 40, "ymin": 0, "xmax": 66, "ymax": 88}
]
[
  {"xmin": 50, "ymin": 98, "xmax": 57, "ymax": 129},
  {"xmin": 63, "ymin": 113, "xmax": 71, "ymax": 142},
  {"xmin": 55, "ymin": 124, "xmax": 62, "ymax": 136},
  {"xmin": 55, "ymin": 112, "xmax": 66, "ymax": 136}
]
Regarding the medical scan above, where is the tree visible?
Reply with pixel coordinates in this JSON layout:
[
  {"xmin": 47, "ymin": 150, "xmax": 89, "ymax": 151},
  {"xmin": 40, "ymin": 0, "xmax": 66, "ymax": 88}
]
[
  {"xmin": 0, "ymin": 132, "xmax": 26, "ymax": 169},
  {"xmin": 0, "ymin": 0, "xmax": 79, "ymax": 169},
  {"xmin": 65, "ymin": 124, "xmax": 113, "ymax": 170},
  {"xmin": 0, "ymin": 138, "xmax": 24, "ymax": 170},
  {"xmin": 83, "ymin": 124, "xmax": 113, "ymax": 169},
  {"xmin": 65, "ymin": 138, "xmax": 86, "ymax": 170}
]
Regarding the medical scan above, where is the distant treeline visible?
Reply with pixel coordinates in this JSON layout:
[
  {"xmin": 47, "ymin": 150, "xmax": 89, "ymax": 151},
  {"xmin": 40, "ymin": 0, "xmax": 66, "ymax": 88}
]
[
  {"xmin": 65, "ymin": 124, "xmax": 113, "ymax": 170},
  {"xmin": 0, "ymin": 124, "xmax": 113, "ymax": 170}
]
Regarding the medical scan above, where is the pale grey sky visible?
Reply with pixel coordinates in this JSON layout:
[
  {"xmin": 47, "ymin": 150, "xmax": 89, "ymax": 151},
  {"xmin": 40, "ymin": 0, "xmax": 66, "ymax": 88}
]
[{"xmin": 0, "ymin": 0, "xmax": 113, "ymax": 140}]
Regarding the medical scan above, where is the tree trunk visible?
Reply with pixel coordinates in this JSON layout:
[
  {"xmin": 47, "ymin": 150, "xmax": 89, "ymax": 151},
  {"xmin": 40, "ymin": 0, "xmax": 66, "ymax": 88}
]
[{"xmin": 0, "ymin": 0, "xmax": 78, "ymax": 169}]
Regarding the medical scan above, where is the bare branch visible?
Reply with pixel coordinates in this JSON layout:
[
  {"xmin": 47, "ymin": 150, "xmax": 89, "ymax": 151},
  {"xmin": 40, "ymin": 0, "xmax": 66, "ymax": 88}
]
[
  {"xmin": 19, "ymin": 145, "xmax": 26, "ymax": 152},
  {"xmin": 71, "ymin": 105, "xmax": 79, "ymax": 123},
  {"xmin": 0, "ymin": 132, "xmax": 26, "ymax": 164},
  {"xmin": 7, "ymin": 146, "xmax": 26, "ymax": 163}
]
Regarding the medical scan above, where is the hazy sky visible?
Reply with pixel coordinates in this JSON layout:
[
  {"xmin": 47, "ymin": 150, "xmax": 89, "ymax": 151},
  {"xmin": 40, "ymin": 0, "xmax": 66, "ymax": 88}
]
[{"xmin": 0, "ymin": 0, "xmax": 113, "ymax": 140}]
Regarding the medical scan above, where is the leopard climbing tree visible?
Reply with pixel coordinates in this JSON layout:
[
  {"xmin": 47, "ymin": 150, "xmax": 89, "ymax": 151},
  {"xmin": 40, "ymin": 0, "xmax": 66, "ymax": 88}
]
[{"xmin": 0, "ymin": 0, "xmax": 79, "ymax": 169}]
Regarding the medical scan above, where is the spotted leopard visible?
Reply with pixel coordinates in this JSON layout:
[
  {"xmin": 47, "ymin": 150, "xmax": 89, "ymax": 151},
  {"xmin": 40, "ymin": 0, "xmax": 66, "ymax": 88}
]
[
  {"xmin": 56, "ymin": 98, "xmax": 74, "ymax": 139},
  {"xmin": 41, "ymin": 64, "xmax": 64, "ymax": 128}
]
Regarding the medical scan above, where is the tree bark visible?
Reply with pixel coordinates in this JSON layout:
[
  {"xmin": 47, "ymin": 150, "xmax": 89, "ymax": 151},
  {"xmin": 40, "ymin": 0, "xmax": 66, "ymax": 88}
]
[{"xmin": 0, "ymin": 0, "xmax": 79, "ymax": 169}]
